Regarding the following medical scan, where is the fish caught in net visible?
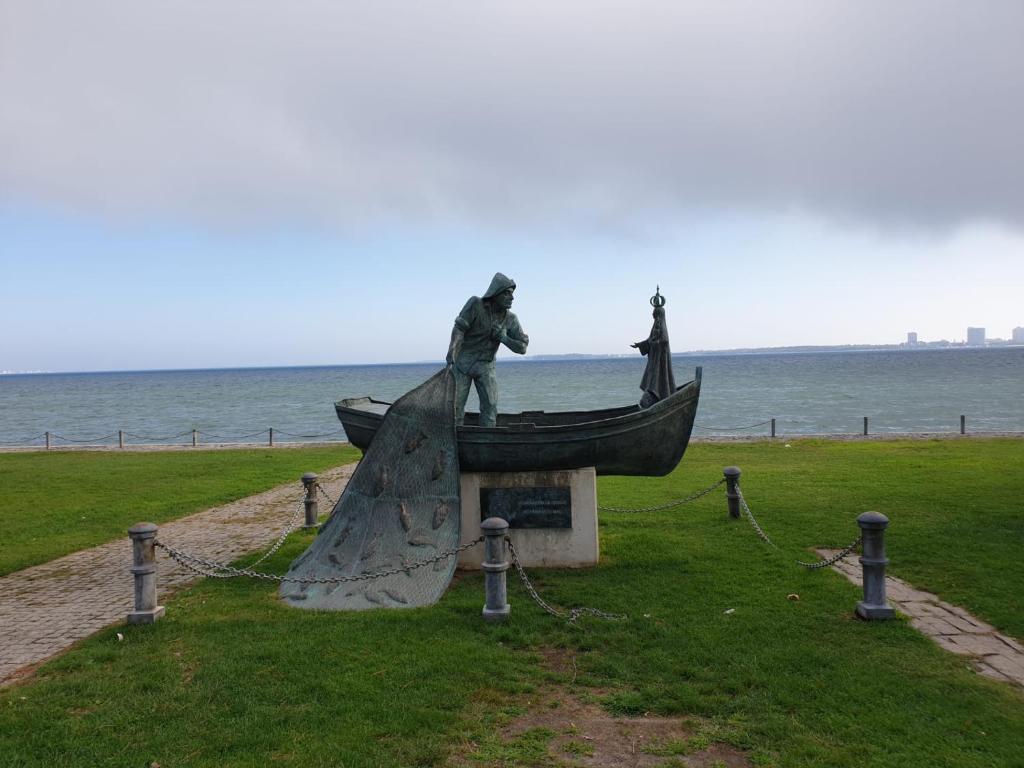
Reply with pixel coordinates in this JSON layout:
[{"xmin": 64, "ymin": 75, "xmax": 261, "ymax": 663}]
[{"xmin": 280, "ymin": 368, "xmax": 461, "ymax": 610}]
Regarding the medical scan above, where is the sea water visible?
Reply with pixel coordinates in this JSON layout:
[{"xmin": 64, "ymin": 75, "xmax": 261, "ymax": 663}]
[{"xmin": 0, "ymin": 347, "xmax": 1021, "ymax": 445}]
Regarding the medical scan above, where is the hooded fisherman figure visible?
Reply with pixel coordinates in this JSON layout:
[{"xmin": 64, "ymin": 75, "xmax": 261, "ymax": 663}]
[{"xmin": 446, "ymin": 273, "xmax": 529, "ymax": 427}]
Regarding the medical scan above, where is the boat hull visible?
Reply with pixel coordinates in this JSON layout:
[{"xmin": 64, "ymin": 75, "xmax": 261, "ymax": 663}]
[{"xmin": 336, "ymin": 369, "xmax": 701, "ymax": 476}]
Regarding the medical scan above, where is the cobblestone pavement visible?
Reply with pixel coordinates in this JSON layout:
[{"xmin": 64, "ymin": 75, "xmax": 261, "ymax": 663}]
[
  {"xmin": 821, "ymin": 549, "xmax": 1024, "ymax": 688},
  {"xmin": 0, "ymin": 463, "xmax": 355, "ymax": 686}
]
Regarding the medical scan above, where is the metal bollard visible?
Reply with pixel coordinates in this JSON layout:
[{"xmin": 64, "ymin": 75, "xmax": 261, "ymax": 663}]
[
  {"xmin": 269, "ymin": 427, "xmax": 274, "ymax": 447},
  {"xmin": 481, "ymin": 517, "xmax": 510, "ymax": 622},
  {"xmin": 960, "ymin": 415, "xmax": 965, "ymax": 435},
  {"xmin": 855, "ymin": 512, "xmax": 895, "ymax": 620},
  {"xmin": 723, "ymin": 466, "xmax": 741, "ymax": 519},
  {"xmin": 118, "ymin": 430, "xmax": 124, "ymax": 449},
  {"xmin": 192, "ymin": 428, "xmax": 197, "ymax": 447},
  {"xmin": 127, "ymin": 523, "xmax": 165, "ymax": 624},
  {"xmin": 770, "ymin": 418, "xmax": 776, "ymax": 438},
  {"xmin": 863, "ymin": 416, "xmax": 869, "ymax": 436},
  {"xmin": 45, "ymin": 431, "xmax": 50, "ymax": 450},
  {"xmin": 302, "ymin": 472, "xmax": 320, "ymax": 528}
]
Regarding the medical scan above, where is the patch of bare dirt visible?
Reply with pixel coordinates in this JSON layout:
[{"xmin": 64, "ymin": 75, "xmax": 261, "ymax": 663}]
[
  {"xmin": 507, "ymin": 689, "xmax": 749, "ymax": 767},
  {"xmin": 450, "ymin": 648, "xmax": 751, "ymax": 768}
]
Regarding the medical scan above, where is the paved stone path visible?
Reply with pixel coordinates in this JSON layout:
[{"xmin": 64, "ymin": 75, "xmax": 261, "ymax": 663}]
[
  {"xmin": 0, "ymin": 464, "xmax": 355, "ymax": 686},
  {"xmin": 821, "ymin": 549, "xmax": 1024, "ymax": 687}
]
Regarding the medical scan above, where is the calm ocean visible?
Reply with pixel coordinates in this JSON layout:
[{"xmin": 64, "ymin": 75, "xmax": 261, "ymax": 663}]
[{"xmin": 1, "ymin": 347, "xmax": 1022, "ymax": 446}]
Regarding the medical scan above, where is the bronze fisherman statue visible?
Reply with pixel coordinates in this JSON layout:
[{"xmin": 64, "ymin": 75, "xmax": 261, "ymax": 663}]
[{"xmin": 446, "ymin": 272, "xmax": 529, "ymax": 426}]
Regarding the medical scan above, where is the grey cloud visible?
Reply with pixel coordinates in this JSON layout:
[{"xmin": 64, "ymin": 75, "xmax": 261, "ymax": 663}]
[{"xmin": 1, "ymin": 0, "xmax": 1022, "ymax": 231}]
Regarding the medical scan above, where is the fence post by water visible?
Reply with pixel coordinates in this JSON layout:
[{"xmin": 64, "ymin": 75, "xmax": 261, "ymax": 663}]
[
  {"xmin": 269, "ymin": 427, "xmax": 274, "ymax": 447},
  {"xmin": 127, "ymin": 523, "xmax": 165, "ymax": 624},
  {"xmin": 723, "ymin": 466, "xmax": 741, "ymax": 519},
  {"xmin": 118, "ymin": 430, "xmax": 124, "ymax": 449},
  {"xmin": 863, "ymin": 416, "xmax": 869, "ymax": 436},
  {"xmin": 855, "ymin": 512, "xmax": 894, "ymax": 620},
  {"xmin": 302, "ymin": 472, "xmax": 320, "ymax": 528},
  {"xmin": 770, "ymin": 417, "xmax": 776, "ymax": 438},
  {"xmin": 960, "ymin": 415, "xmax": 966, "ymax": 435},
  {"xmin": 45, "ymin": 431, "xmax": 50, "ymax": 450},
  {"xmin": 192, "ymin": 428, "xmax": 197, "ymax": 447},
  {"xmin": 481, "ymin": 517, "xmax": 511, "ymax": 622}
]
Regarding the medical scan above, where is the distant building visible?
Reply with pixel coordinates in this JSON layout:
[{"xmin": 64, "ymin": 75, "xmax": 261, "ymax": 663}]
[
  {"xmin": 1013, "ymin": 327, "xmax": 1024, "ymax": 344},
  {"xmin": 967, "ymin": 327, "xmax": 986, "ymax": 346},
  {"xmin": 907, "ymin": 332, "xmax": 918, "ymax": 345}
]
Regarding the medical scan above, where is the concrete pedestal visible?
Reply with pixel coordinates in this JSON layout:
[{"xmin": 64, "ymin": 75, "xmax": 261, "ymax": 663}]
[{"xmin": 458, "ymin": 467, "xmax": 598, "ymax": 569}]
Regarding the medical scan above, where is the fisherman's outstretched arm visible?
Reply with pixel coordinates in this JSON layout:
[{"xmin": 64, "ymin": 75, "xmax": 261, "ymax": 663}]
[{"xmin": 501, "ymin": 316, "xmax": 529, "ymax": 355}]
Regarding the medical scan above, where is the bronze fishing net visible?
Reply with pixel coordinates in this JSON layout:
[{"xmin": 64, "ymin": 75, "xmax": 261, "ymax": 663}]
[{"xmin": 281, "ymin": 368, "xmax": 461, "ymax": 610}]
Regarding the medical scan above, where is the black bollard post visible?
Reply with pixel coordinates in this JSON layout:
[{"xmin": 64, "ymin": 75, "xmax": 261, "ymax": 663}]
[
  {"xmin": 855, "ymin": 512, "xmax": 895, "ymax": 620},
  {"xmin": 723, "ymin": 466, "xmax": 741, "ymax": 519},
  {"xmin": 192, "ymin": 428, "xmax": 197, "ymax": 447},
  {"xmin": 127, "ymin": 523, "xmax": 165, "ymax": 624},
  {"xmin": 771, "ymin": 418, "xmax": 776, "ymax": 438},
  {"xmin": 863, "ymin": 416, "xmax": 869, "ymax": 436},
  {"xmin": 302, "ymin": 472, "xmax": 320, "ymax": 529},
  {"xmin": 481, "ymin": 517, "xmax": 510, "ymax": 622},
  {"xmin": 960, "ymin": 415, "xmax": 965, "ymax": 435},
  {"xmin": 45, "ymin": 431, "xmax": 50, "ymax": 450},
  {"xmin": 269, "ymin": 427, "xmax": 274, "ymax": 447},
  {"xmin": 119, "ymin": 430, "xmax": 124, "ymax": 449}
]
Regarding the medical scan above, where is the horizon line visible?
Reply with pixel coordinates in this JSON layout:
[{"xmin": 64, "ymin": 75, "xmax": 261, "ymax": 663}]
[{"xmin": 3, "ymin": 341, "xmax": 1022, "ymax": 377}]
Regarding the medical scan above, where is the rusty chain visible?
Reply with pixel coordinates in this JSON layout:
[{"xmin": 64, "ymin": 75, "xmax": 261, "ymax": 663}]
[
  {"xmin": 156, "ymin": 536, "xmax": 484, "ymax": 584},
  {"xmin": 317, "ymin": 484, "xmax": 338, "ymax": 509},
  {"xmin": 736, "ymin": 485, "xmax": 776, "ymax": 548},
  {"xmin": 797, "ymin": 536, "xmax": 863, "ymax": 569},
  {"xmin": 244, "ymin": 493, "xmax": 308, "ymax": 568},
  {"xmin": 598, "ymin": 478, "xmax": 725, "ymax": 513},
  {"xmin": 506, "ymin": 538, "xmax": 625, "ymax": 624}
]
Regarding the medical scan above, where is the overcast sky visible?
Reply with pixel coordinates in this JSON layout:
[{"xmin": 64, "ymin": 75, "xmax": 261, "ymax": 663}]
[{"xmin": 2, "ymin": 1, "xmax": 1023, "ymax": 371}]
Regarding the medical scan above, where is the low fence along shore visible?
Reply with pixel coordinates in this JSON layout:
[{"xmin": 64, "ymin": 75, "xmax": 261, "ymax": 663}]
[{"xmin": 0, "ymin": 414, "xmax": 1021, "ymax": 451}]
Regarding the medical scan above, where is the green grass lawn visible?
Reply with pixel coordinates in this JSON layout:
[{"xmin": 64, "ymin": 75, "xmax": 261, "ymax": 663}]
[
  {"xmin": 1, "ymin": 438, "xmax": 1022, "ymax": 767},
  {"xmin": 0, "ymin": 446, "xmax": 361, "ymax": 576}
]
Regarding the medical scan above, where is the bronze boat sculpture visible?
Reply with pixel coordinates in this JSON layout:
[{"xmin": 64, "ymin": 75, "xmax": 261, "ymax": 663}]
[
  {"xmin": 284, "ymin": 286, "xmax": 699, "ymax": 612},
  {"xmin": 335, "ymin": 366, "xmax": 701, "ymax": 477}
]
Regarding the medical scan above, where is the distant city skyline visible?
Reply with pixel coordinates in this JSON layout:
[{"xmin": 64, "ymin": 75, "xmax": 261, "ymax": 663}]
[
  {"xmin": 2, "ymin": 3, "xmax": 1023, "ymax": 372},
  {"xmin": 904, "ymin": 326, "xmax": 1024, "ymax": 347}
]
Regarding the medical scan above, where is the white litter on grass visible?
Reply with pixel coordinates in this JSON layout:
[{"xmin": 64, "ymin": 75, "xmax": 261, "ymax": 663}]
[
  {"xmin": 116, "ymin": 633, "xmax": 124, "ymax": 642},
  {"xmin": 724, "ymin": 608, "xmax": 735, "ymax": 615}
]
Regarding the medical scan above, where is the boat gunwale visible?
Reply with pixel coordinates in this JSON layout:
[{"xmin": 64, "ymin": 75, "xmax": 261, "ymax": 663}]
[{"xmin": 337, "ymin": 377, "xmax": 699, "ymax": 437}]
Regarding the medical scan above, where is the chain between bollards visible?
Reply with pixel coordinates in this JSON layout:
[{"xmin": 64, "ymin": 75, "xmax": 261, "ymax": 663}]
[{"xmin": 597, "ymin": 478, "xmax": 724, "ymax": 513}]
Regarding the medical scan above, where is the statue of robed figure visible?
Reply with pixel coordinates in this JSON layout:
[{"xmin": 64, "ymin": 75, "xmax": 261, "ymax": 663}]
[{"xmin": 632, "ymin": 288, "xmax": 676, "ymax": 408}]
